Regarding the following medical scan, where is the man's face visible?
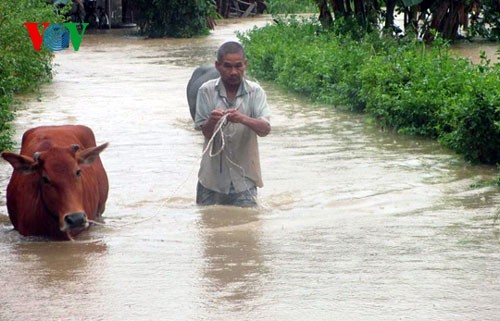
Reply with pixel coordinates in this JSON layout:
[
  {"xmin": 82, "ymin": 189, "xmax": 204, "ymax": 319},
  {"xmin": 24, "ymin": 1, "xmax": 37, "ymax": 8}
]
[{"xmin": 215, "ymin": 52, "xmax": 247, "ymax": 88}]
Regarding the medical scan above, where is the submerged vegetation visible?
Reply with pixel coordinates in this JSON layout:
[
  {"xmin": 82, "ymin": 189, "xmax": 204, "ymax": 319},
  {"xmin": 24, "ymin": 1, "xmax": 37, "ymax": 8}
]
[{"xmin": 239, "ymin": 16, "xmax": 500, "ymax": 178}]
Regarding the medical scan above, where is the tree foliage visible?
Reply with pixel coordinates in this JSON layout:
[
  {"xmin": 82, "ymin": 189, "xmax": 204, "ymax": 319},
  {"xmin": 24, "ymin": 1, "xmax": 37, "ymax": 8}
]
[
  {"xmin": 135, "ymin": 0, "xmax": 217, "ymax": 38},
  {"xmin": 0, "ymin": 0, "xmax": 63, "ymax": 151},
  {"xmin": 314, "ymin": 0, "xmax": 500, "ymax": 41},
  {"xmin": 468, "ymin": 0, "xmax": 500, "ymax": 40}
]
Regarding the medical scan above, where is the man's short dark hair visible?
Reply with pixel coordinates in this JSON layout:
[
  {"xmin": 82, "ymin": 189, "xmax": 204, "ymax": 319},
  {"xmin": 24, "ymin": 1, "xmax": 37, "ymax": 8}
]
[{"xmin": 217, "ymin": 41, "xmax": 246, "ymax": 62}]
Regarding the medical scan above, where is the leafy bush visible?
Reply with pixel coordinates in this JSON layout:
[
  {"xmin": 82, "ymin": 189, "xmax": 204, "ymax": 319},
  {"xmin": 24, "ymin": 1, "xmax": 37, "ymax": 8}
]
[
  {"xmin": 438, "ymin": 62, "xmax": 500, "ymax": 164},
  {"xmin": 239, "ymin": 16, "xmax": 500, "ymax": 166},
  {"xmin": 135, "ymin": 0, "xmax": 215, "ymax": 38},
  {"xmin": 239, "ymin": 17, "xmax": 362, "ymax": 106},
  {"xmin": 0, "ymin": 0, "xmax": 63, "ymax": 151}
]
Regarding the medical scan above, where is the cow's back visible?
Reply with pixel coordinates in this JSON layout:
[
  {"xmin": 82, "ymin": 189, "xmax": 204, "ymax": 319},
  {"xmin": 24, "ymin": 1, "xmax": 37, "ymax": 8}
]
[{"xmin": 21, "ymin": 125, "xmax": 98, "ymax": 154}]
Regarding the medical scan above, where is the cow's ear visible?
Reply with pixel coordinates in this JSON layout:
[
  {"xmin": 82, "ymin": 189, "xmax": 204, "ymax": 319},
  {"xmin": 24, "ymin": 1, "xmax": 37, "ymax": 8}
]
[
  {"xmin": 1, "ymin": 152, "xmax": 38, "ymax": 174},
  {"xmin": 77, "ymin": 143, "xmax": 108, "ymax": 165}
]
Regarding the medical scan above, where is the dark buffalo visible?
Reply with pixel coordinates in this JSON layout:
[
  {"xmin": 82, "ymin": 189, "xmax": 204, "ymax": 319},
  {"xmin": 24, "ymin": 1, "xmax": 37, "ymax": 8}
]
[
  {"xmin": 186, "ymin": 65, "xmax": 220, "ymax": 120},
  {"xmin": 1, "ymin": 125, "xmax": 108, "ymax": 240}
]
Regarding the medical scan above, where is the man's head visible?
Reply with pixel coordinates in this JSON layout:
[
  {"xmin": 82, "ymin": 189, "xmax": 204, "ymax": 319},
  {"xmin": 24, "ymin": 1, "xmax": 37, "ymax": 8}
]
[{"xmin": 215, "ymin": 41, "xmax": 247, "ymax": 90}]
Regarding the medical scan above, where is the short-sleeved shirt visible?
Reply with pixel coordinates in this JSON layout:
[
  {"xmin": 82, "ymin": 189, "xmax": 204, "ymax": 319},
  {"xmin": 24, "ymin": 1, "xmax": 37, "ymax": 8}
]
[{"xmin": 194, "ymin": 77, "xmax": 270, "ymax": 194}]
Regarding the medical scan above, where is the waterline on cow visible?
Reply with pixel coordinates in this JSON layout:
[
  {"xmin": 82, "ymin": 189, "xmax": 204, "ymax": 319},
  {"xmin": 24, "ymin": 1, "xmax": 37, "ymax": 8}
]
[
  {"xmin": 62, "ymin": 212, "xmax": 89, "ymax": 231},
  {"xmin": 64, "ymin": 231, "xmax": 104, "ymax": 244}
]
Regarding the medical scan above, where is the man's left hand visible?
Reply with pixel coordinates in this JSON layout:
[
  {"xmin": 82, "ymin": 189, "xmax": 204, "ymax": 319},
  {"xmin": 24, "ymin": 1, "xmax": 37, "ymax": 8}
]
[
  {"xmin": 224, "ymin": 108, "xmax": 271, "ymax": 137},
  {"xmin": 225, "ymin": 108, "xmax": 246, "ymax": 124}
]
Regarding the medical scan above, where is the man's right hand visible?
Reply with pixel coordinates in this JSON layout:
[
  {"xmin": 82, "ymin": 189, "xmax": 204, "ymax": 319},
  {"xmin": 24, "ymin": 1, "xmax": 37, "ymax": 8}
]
[
  {"xmin": 209, "ymin": 108, "xmax": 225, "ymax": 122},
  {"xmin": 202, "ymin": 108, "xmax": 225, "ymax": 139}
]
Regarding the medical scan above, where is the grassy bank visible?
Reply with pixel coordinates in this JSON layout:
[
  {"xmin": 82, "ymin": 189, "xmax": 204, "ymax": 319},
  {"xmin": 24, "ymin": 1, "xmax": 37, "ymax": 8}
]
[
  {"xmin": 0, "ymin": 0, "xmax": 63, "ymax": 150},
  {"xmin": 239, "ymin": 17, "xmax": 500, "ymax": 181}
]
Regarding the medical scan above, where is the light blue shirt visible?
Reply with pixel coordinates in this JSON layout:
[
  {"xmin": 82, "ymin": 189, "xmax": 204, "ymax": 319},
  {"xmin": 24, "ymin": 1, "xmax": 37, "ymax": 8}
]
[{"xmin": 194, "ymin": 77, "xmax": 270, "ymax": 193}]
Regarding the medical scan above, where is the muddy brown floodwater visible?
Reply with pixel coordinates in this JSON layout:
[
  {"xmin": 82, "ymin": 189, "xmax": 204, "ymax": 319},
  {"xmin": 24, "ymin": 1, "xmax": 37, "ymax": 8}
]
[{"xmin": 0, "ymin": 16, "xmax": 499, "ymax": 321}]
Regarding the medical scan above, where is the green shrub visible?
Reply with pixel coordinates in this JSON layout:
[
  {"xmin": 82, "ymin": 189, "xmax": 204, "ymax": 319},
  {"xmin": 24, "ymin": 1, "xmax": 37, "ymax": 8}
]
[
  {"xmin": 135, "ymin": 0, "xmax": 215, "ymax": 38},
  {"xmin": 0, "ymin": 0, "xmax": 63, "ymax": 151},
  {"xmin": 240, "ymin": 16, "xmax": 368, "ymax": 109},
  {"xmin": 361, "ymin": 38, "xmax": 471, "ymax": 137},
  {"xmin": 239, "ymin": 16, "xmax": 500, "ymax": 166},
  {"xmin": 439, "ymin": 64, "xmax": 500, "ymax": 164}
]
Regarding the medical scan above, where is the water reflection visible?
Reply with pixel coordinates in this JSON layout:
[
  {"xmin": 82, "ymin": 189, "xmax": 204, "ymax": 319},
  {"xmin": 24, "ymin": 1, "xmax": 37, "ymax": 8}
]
[
  {"xmin": 1, "ymin": 240, "xmax": 107, "ymax": 320},
  {"xmin": 12, "ymin": 241, "xmax": 107, "ymax": 284},
  {"xmin": 198, "ymin": 205, "xmax": 266, "ymax": 310}
]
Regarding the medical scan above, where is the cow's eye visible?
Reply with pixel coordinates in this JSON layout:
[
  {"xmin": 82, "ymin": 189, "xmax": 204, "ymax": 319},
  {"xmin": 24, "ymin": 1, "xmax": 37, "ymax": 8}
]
[
  {"xmin": 76, "ymin": 169, "xmax": 82, "ymax": 177},
  {"xmin": 42, "ymin": 176, "xmax": 50, "ymax": 185}
]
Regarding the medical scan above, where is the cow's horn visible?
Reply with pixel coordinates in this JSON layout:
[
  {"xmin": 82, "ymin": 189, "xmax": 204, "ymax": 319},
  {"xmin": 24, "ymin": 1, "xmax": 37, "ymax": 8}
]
[
  {"xmin": 33, "ymin": 152, "xmax": 40, "ymax": 161},
  {"xmin": 71, "ymin": 144, "xmax": 80, "ymax": 152}
]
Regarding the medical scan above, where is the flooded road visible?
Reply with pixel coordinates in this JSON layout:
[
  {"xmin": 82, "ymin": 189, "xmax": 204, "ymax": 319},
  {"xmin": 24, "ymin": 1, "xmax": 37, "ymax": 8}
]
[{"xmin": 1, "ymin": 17, "xmax": 499, "ymax": 321}]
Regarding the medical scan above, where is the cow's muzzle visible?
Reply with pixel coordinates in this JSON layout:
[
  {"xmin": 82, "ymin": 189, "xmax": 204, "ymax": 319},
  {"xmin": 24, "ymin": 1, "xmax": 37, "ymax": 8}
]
[{"xmin": 62, "ymin": 212, "xmax": 88, "ymax": 231}]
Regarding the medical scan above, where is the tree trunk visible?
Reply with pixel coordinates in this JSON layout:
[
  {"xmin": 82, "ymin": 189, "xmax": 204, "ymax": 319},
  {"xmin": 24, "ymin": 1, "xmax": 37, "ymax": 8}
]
[
  {"xmin": 404, "ymin": 5, "xmax": 419, "ymax": 35},
  {"xmin": 316, "ymin": 0, "xmax": 334, "ymax": 28},
  {"xmin": 424, "ymin": 0, "xmax": 450, "ymax": 41},
  {"xmin": 216, "ymin": 0, "xmax": 230, "ymax": 18},
  {"xmin": 329, "ymin": 0, "xmax": 346, "ymax": 18},
  {"xmin": 423, "ymin": 0, "xmax": 468, "ymax": 41},
  {"xmin": 353, "ymin": 0, "xmax": 366, "ymax": 28},
  {"xmin": 441, "ymin": 1, "xmax": 465, "ymax": 39},
  {"xmin": 365, "ymin": 0, "xmax": 378, "ymax": 29},
  {"xmin": 384, "ymin": 0, "xmax": 397, "ymax": 30},
  {"xmin": 344, "ymin": 0, "xmax": 352, "ymax": 15}
]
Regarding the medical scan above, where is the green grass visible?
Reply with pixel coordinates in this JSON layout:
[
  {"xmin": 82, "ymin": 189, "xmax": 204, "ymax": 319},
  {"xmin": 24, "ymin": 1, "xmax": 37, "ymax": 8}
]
[{"xmin": 265, "ymin": 0, "xmax": 317, "ymax": 14}]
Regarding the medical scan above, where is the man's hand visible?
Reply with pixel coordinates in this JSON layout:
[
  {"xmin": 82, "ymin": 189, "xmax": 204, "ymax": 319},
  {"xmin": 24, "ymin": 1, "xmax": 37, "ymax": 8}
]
[
  {"xmin": 209, "ymin": 108, "xmax": 225, "ymax": 122},
  {"xmin": 225, "ymin": 108, "xmax": 244, "ymax": 123},
  {"xmin": 226, "ymin": 108, "xmax": 271, "ymax": 137},
  {"xmin": 203, "ymin": 108, "xmax": 271, "ymax": 138},
  {"xmin": 201, "ymin": 108, "xmax": 225, "ymax": 139}
]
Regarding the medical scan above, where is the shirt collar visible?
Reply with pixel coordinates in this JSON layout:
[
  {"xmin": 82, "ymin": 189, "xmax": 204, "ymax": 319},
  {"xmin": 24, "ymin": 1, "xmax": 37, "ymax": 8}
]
[{"xmin": 215, "ymin": 77, "xmax": 249, "ymax": 99}]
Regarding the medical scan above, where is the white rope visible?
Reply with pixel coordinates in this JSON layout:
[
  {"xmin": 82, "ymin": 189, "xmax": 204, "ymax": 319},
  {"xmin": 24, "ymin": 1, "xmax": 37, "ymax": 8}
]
[
  {"xmin": 201, "ymin": 113, "xmax": 229, "ymax": 157},
  {"xmin": 86, "ymin": 156, "xmax": 198, "ymax": 231},
  {"xmin": 83, "ymin": 113, "xmax": 255, "ymax": 234},
  {"xmin": 201, "ymin": 113, "xmax": 248, "ymax": 173}
]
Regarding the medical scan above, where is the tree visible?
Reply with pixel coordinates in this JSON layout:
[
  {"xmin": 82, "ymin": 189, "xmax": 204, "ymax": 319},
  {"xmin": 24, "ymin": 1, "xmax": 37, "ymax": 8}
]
[
  {"xmin": 314, "ymin": 0, "xmax": 500, "ymax": 41},
  {"xmin": 419, "ymin": 0, "xmax": 474, "ymax": 41},
  {"xmin": 317, "ymin": 0, "xmax": 392, "ymax": 33},
  {"xmin": 136, "ymin": 0, "xmax": 216, "ymax": 38}
]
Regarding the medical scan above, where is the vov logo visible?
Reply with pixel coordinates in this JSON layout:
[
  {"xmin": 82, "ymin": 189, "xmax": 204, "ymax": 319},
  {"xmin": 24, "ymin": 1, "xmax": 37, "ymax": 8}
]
[{"xmin": 24, "ymin": 22, "xmax": 88, "ymax": 52}]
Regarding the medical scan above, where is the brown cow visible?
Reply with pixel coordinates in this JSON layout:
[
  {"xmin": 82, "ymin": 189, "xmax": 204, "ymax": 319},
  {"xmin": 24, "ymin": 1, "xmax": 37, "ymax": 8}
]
[{"xmin": 1, "ymin": 125, "xmax": 108, "ymax": 240}]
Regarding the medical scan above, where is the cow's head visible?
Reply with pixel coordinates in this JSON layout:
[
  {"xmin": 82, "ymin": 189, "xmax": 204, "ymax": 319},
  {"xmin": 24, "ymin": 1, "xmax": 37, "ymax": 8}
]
[{"xmin": 1, "ymin": 143, "xmax": 108, "ymax": 235}]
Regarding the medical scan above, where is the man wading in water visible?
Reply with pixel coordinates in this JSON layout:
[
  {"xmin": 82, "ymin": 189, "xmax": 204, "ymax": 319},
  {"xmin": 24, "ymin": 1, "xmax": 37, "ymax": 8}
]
[{"xmin": 194, "ymin": 41, "xmax": 271, "ymax": 207}]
